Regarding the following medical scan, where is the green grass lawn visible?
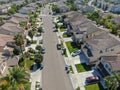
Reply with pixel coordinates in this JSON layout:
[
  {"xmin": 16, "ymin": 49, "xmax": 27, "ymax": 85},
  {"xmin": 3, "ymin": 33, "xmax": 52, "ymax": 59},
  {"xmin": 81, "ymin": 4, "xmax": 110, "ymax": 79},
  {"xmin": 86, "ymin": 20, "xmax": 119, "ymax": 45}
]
[
  {"xmin": 69, "ymin": 65, "xmax": 74, "ymax": 73},
  {"xmin": 65, "ymin": 41, "xmax": 79, "ymax": 54},
  {"xmin": 20, "ymin": 59, "xmax": 34, "ymax": 70},
  {"xmin": 75, "ymin": 63, "xmax": 91, "ymax": 72},
  {"xmin": 62, "ymin": 34, "xmax": 67, "ymax": 38},
  {"xmin": 76, "ymin": 87, "xmax": 80, "ymax": 90},
  {"xmin": 59, "ymin": 28, "xmax": 66, "ymax": 32},
  {"xmin": 85, "ymin": 83, "xmax": 104, "ymax": 90},
  {"xmin": 64, "ymin": 51, "xmax": 68, "ymax": 57}
]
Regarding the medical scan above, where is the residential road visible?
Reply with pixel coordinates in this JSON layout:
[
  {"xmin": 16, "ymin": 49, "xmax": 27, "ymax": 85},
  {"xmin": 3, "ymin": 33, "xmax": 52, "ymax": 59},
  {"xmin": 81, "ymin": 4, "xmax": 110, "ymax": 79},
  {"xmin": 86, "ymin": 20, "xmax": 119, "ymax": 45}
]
[{"xmin": 42, "ymin": 5, "xmax": 73, "ymax": 90}]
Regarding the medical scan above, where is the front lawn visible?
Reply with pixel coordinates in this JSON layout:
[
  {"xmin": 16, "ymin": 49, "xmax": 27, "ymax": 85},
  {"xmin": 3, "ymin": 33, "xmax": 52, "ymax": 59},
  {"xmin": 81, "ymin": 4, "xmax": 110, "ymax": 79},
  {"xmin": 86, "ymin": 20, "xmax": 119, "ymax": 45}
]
[
  {"xmin": 85, "ymin": 84, "xmax": 99, "ymax": 90},
  {"xmin": 75, "ymin": 63, "xmax": 91, "ymax": 72},
  {"xmin": 65, "ymin": 41, "xmax": 79, "ymax": 54},
  {"xmin": 69, "ymin": 65, "xmax": 74, "ymax": 73},
  {"xmin": 62, "ymin": 34, "xmax": 67, "ymax": 38},
  {"xmin": 59, "ymin": 28, "xmax": 66, "ymax": 32},
  {"xmin": 85, "ymin": 83, "xmax": 105, "ymax": 90},
  {"xmin": 76, "ymin": 87, "xmax": 80, "ymax": 90}
]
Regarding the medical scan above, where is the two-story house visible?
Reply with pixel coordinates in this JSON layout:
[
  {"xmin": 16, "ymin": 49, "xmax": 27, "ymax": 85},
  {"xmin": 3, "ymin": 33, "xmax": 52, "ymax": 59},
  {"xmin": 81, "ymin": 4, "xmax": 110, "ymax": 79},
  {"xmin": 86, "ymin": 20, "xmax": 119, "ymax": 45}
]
[
  {"xmin": 81, "ymin": 31, "xmax": 120, "ymax": 65},
  {"xmin": 0, "ymin": 4, "xmax": 11, "ymax": 15},
  {"xmin": 95, "ymin": 55, "xmax": 120, "ymax": 78}
]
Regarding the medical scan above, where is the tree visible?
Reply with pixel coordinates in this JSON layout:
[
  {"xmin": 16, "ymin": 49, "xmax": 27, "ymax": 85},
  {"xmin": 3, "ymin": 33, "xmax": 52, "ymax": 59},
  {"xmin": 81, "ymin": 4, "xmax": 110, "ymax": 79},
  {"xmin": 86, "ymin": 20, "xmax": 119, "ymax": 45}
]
[
  {"xmin": 8, "ymin": 4, "xmax": 18, "ymax": 15},
  {"xmin": 51, "ymin": 4, "xmax": 60, "ymax": 13},
  {"xmin": 14, "ymin": 34, "xmax": 24, "ymax": 54},
  {"xmin": 34, "ymin": 54, "xmax": 43, "ymax": 65},
  {"xmin": 38, "ymin": 27, "xmax": 43, "ymax": 33},
  {"xmin": 87, "ymin": 11, "xmax": 100, "ymax": 21},
  {"xmin": 28, "ymin": 30, "xmax": 35, "ymax": 41},
  {"xmin": 0, "ymin": 67, "xmax": 30, "ymax": 90},
  {"xmin": 36, "ymin": 45, "xmax": 42, "ymax": 52},
  {"xmin": 105, "ymin": 73, "xmax": 120, "ymax": 90}
]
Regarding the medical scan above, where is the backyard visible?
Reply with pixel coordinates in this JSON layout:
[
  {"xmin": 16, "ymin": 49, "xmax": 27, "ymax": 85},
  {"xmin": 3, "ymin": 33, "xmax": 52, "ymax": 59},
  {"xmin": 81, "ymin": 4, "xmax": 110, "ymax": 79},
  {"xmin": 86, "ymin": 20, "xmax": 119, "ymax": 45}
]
[{"xmin": 75, "ymin": 63, "xmax": 91, "ymax": 72}]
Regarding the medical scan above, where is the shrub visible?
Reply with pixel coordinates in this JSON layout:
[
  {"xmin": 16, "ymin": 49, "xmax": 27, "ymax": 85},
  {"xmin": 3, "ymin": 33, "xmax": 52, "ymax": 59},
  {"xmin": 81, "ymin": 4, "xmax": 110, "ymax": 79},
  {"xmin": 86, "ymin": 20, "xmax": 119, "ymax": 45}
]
[{"xmin": 13, "ymin": 48, "xmax": 20, "ymax": 55}]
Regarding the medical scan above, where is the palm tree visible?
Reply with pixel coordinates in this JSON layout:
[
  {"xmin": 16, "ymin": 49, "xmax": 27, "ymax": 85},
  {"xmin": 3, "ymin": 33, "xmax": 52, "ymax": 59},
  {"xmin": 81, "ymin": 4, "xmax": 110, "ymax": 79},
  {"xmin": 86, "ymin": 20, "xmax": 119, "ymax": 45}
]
[
  {"xmin": 0, "ymin": 67, "xmax": 30, "ymax": 90},
  {"xmin": 14, "ymin": 34, "xmax": 24, "ymax": 54},
  {"xmin": 105, "ymin": 73, "xmax": 120, "ymax": 90},
  {"xmin": 28, "ymin": 30, "xmax": 35, "ymax": 41}
]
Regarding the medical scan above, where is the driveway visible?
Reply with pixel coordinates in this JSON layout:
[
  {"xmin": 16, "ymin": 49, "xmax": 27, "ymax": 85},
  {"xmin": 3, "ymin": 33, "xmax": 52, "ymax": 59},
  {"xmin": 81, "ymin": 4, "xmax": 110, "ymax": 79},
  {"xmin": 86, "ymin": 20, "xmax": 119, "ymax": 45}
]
[{"xmin": 42, "ymin": 5, "xmax": 73, "ymax": 90}]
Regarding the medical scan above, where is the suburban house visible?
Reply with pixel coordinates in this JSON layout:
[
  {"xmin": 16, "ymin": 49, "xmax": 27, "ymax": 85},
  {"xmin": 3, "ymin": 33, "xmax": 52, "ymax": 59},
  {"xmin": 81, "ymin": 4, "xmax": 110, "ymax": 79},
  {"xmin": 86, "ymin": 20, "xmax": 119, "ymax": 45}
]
[
  {"xmin": 0, "ymin": 56, "xmax": 19, "ymax": 78},
  {"xmin": 54, "ymin": 1, "xmax": 70, "ymax": 13},
  {"xmin": 18, "ymin": 3, "xmax": 37, "ymax": 14},
  {"xmin": 0, "ymin": 22, "xmax": 25, "ymax": 36},
  {"xmin": 95, "ymin": 55, "xmax": 120, "ymax": 78},
  {"xmin": 7, "ymin": 56, "xmax": 19, "ymax": 68},
  {"xmin": 81, "ymin": 31, "xmax": 120, "ymax": 65},
  {"xmin": 7, "ymin": 13, "xmax": 30, "ymax": 30},
  {"xmin": 0, "ymin": 4, "xmax": 11, "ymax": 14},
  {"xmin": 11, "ymin": 0, "xmax": 25, "ymax": 6},
  {"xmin": 110, "ymin": 5, "xmax": 120, "ymax": 14},
  {"xmin": 0, "ymin": 34, "xmax": 14, "ymax": 55}
]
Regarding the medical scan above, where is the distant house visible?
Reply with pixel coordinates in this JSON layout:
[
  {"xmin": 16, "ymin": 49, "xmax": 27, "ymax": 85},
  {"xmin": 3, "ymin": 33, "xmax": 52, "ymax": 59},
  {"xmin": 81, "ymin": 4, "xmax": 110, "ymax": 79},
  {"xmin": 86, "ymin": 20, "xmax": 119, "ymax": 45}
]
[
  {"xmin": 0, "ymin": 4, "xmax": 11, "ymax": 14},
  {"xmin": 7, "ymin": 14, "xmax": 30, "ymax": 30},
  {"xmin": 0, "ymin": 34, "xmax": 14, "ymax": 54},
  {"xmin": 81, "ymin": 5, "xmax": 95, "ymax": 13},
  {"xmin": 19, "ymin": 3, "xmax": 37, "ymax": 14},
  {"xmin": 55, "ymin": 1, "xmax": 70, "ymax": 13},
  {"xmin": 0, "ymin": 22, "xmax": 24, "ymax": 36},
  {"xmin": 110, "ymin": 5, "xmax": 120, "ymax": 14},
  {"xmin": 0, "ymin": 56, "xmax": 19, "ymax": 78},
  {"xmin": 95, "ymin": 55, "xmax": 120, "ymax": 78},
  {"xmin": 81, "ymin": 31, "xmax": 120, "ymax": 65}
]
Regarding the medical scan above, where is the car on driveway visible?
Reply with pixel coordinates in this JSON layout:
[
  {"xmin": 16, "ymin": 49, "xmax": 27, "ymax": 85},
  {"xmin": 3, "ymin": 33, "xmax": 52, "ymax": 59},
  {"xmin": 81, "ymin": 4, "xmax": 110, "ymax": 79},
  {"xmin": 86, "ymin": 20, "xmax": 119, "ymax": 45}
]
[
  {"xmin": 71, "ymin": 50, "xmax": 81, "ymax": 57},
  {"xmin": 86, "ymin": 76, "xmax": 100, "ymax": 83}
]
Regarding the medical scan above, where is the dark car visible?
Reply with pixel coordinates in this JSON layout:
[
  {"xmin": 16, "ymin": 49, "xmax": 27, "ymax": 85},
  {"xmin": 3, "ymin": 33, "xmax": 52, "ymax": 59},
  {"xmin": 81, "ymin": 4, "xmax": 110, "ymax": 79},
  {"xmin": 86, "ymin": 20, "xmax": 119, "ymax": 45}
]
[
  {"xmin": 86, "ymin": 76, "xmax": 100, "ymax": 83},
  {"xmin": 40, "ymin": 64, "xmax": 44, "ymax": 70},
  {"xmin": 57, "ymin": 44, "xmax": 61, "ymax": 50},
  {"xmin": 41, "ymin": 47, "xmax": 45, "ymax": 54}
]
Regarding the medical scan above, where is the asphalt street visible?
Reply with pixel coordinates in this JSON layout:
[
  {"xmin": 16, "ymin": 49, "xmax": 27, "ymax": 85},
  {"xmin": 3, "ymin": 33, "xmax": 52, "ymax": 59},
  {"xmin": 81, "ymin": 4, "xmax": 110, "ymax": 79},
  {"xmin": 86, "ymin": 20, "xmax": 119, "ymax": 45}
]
[{"xmin": 42, "ymin": 5, "xmax": 73, "ymax": 90}]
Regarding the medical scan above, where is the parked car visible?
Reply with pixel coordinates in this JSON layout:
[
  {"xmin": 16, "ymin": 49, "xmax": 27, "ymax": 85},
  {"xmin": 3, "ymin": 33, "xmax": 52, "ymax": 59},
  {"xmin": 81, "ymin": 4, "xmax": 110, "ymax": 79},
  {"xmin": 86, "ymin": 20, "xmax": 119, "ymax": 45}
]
[
  {"xmin": 39, "ymin": 39, "xmax": 43, "ymax": 44},
  {"xmin": 35, "ymin": 81, "xmax": 40, "ymax": 90},
  {"xmin": 71, "ymin": 50, "xmax": 81, "ymax": 57},
  {"xmin": 86, "ymin": 76, "xmax": 100, "ymax": 83},
  {"xmin": 53, "ymin": 29, "xmax": 58, "ymax": 32},
  {"xmin": 40, "ymin": 64, "xmax": 44, "ymax": 70},
  {"xmin": 41, "ymin": 47, "xmax": 45, "ymax": 54},
  {"xmin": 57, "ymin": 44, "xmax": 61, "ymax": 50}
]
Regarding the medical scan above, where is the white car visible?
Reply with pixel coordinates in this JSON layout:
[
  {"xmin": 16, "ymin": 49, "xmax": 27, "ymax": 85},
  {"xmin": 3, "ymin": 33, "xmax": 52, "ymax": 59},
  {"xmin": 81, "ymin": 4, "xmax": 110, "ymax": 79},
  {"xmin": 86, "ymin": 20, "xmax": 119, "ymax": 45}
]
[{"xmin": 71, "ymin": 50, "xmax": 81, "ymax": 57}]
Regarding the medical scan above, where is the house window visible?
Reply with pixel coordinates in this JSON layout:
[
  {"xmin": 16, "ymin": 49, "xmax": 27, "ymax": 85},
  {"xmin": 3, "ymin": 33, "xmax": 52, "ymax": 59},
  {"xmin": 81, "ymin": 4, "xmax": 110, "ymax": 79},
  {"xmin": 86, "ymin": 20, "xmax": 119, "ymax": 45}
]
[{"xmin": 105, "ymin": 63, "xmax": 111, "ymax": 71}]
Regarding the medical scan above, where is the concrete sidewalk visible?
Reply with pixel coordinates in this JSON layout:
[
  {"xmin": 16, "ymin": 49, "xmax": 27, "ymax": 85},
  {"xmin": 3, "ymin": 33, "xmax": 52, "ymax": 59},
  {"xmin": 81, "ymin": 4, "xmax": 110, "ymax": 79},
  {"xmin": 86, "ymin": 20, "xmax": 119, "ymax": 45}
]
[{"xmin": 56, "ymin": 27, "xmax": 85, "ymax": 90}]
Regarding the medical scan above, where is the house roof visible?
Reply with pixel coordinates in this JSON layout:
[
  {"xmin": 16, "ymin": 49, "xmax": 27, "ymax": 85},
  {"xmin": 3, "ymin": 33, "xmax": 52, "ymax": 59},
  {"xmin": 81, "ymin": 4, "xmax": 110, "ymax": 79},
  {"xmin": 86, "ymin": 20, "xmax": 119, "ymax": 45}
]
[
  {"xmin": 8, "ymin": 16, "xmax": 28, "ymax": 24},
  {"xmin": 0, "ymin": 34, "xmax": 14, "ymax": 47},
  {"xmin": 14, "ymin": 13, "xmax": 28, "ymax": 18},
  {"xmin": 86, "ymin": 24, "xmax": 100, "ymax": 35},
  {"xmin": 7, "ymin": 56, "xmax": 19, "ymax": 67},
  {"xmin": 82, "ymin": 30, "xmax": 120, "ymax": 63},
  {"xmin": 101, "ymin": 55, "xmax": 120, "ymax": 71},
  {"xmin": 64, "ymin": 11, "xmax": 80, "ymax": 22},
  {"xmin": 0, "ymin": 22, "xmax": 24, "ymax": 34}
]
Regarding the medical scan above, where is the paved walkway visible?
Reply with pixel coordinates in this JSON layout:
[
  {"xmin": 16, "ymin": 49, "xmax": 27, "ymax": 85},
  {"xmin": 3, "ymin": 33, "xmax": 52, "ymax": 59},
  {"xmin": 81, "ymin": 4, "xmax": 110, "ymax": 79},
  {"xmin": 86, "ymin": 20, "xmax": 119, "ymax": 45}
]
[{"xmin": 30, "ymin": 69, "xmax": 42, "ymax": 90}]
